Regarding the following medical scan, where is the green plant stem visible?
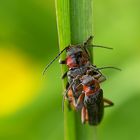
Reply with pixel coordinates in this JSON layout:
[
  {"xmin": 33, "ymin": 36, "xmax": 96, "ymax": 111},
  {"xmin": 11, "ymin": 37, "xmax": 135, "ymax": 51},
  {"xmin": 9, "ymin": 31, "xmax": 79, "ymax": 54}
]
[{"xmin": 55, "ymin": 0, "xmax": 94, "ymax": 140}]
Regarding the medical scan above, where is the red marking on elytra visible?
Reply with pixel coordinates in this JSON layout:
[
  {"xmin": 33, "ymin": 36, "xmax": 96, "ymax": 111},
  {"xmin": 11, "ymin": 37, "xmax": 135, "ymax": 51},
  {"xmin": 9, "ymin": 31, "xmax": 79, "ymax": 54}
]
[
  {"xmin": 83, "ymin": 80, "xmax": 100, "ymax": 96},
  {"xmin": 66, "ymin": 56, "xmax": 79, "ymax": 68}
]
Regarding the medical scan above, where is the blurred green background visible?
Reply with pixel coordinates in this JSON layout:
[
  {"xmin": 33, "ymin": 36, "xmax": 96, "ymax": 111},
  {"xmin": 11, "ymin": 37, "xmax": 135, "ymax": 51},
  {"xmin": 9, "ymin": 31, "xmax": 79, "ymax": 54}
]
[{"xmin": 0, "ymin": 0, "xmax": 140, "ymax": 140}]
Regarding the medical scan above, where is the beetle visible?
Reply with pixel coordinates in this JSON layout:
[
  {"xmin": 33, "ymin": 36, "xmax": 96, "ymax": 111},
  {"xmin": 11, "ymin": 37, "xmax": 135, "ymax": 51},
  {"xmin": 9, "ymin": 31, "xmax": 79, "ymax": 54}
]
[
  {"xmin": 66, "ymin": 74, "xmax": 114, "ymax": 125},
  {"xmin": 62, "ymin": 64, "xmax": 107, "ymax": 111},
  {"xmin": 43, "ymin": 36, "xmax": 121, "ymax": 125},
  {"xmin": 63, "ymin": 64, "xmax": 120, "ymax": 111},
  {"xmin": 43, "ymin": 36, "xmax": 112, "ymax": 75},
  {"xmin": 80, "ymin": 75, "xmax": 105, "ymax": 125}
]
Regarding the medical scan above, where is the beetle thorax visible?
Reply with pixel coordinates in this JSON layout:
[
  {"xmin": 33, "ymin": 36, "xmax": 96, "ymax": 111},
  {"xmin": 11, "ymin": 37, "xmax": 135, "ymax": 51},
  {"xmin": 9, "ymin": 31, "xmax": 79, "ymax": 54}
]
[
  {"xmin": 66, "ymin": 46, "xmax": 89, "ymax": 68},
  {"xmin": 81, "ymin": 75, "xmax": 100, "ymax": 95}
]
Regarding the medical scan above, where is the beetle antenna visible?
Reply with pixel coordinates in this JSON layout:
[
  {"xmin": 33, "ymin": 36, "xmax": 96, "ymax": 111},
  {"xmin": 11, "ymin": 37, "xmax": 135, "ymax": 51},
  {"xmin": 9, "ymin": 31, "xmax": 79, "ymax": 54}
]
[
  {"xmin": 87, "ymin": 45, "xmax": 113, "ymax": 50},
  {"xmin": 43, "ymin": 46, "xmax": 69, "ymax": 75},
  {"xmin": 97, "ymin": 66, "xmax": 122, "ymax": 71},
  {"xmin": 84, "ymin": 36, "xmax": 113, "ymax": 50}
]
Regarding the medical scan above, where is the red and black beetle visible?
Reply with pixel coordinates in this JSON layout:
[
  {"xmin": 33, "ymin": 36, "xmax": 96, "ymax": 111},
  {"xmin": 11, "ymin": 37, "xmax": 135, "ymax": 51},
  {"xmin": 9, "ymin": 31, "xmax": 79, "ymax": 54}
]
[
  {"xmin": 43, "ymin": 36, "xmax": 112, "ymax": 75},
  {"xmin": 80, "ymin": 75, "xmax": 114, "ymax": 125},
  {"xmin": 66, "ymin": 74, "xmax": 114, "ymax": 125},
  {"xmin": 43, "ymin": 36, "xmax": 121, "ymax": 125}
]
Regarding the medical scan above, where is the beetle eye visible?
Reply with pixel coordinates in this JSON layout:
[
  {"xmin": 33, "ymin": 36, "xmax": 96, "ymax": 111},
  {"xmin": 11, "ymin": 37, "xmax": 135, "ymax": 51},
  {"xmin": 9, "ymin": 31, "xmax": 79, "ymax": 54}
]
[
  {"xmin": 90, "ymin": 85, "xmax": 95, "ymax": 90},
  {"xmin": 76, "ymin": 52, "xmax": 82, "ymax": 57}
]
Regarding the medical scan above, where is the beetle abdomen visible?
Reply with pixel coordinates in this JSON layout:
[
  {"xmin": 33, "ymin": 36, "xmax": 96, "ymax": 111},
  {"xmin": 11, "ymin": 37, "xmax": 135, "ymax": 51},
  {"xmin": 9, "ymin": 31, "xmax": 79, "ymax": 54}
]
[{"xmin": 85, "ymin": 89, "xmax": 104, "ymax": 125}]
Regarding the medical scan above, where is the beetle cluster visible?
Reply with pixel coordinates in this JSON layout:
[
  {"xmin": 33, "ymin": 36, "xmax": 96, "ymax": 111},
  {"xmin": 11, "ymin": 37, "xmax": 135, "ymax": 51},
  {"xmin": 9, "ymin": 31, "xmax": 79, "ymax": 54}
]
[{"xmin": 43, "ymin": 36, "xmax": 120, "ymax": 125}]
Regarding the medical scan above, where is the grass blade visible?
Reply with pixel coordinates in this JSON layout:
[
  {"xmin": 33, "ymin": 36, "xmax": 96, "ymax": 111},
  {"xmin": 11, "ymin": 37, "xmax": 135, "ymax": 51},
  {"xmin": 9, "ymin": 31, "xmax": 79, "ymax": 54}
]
[{"xmin": 55, "ymin": 0, "xmax": 94, "ymax": 140}]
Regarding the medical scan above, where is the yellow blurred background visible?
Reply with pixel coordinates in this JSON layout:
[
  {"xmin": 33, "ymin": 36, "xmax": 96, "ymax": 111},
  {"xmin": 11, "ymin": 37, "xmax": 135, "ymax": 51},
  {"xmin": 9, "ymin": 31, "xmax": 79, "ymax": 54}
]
[{"xmin": 0, "ymin": 0, "xmax": 140, "ymax": 140}]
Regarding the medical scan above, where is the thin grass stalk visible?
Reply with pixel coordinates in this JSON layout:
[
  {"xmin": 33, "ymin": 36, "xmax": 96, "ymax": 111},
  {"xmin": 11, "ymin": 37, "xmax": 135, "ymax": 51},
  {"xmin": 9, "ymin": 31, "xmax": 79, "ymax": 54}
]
[{"xmin": 55, "ymin": 0, "xmax": 94, "ymax": 140}]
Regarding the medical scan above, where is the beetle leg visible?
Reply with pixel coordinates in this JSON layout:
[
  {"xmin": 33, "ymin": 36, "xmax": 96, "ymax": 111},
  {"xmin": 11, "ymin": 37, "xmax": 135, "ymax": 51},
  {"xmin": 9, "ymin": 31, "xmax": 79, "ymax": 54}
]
[
  {"xmin": 104, "ymin": 98, "xmax": 114, "ymax": 108},
  {"xmin": 66, "ymin": 82, "xmax": 69, "ymax": 90},
  {"xmin": 98, "ymin": 75, "xmax": 106, "ymax": 83},
  {"xmin": 81, "ymin": 106, "xmax": 87, "ymax": 124},
  {"xmin": 76, "ymin": 83, "xmax": 83, "ymax": 91},
  {"xmin": 59, "ymin": 59, "xmax": 66, "ymax": 64},
  {"xmin": 62, "ymin": 80, "xmax": 75, "ymax": 111},
  {"xmin": 76, "ymin": 93, "xmax": 85, "ymax": 110},
  {"xmin": 85, "ymin": 108, "xmax": 89, "ymax": 122},
  {"xmin": 86, "ymin": 66, "xmax": 106, "ymax": 83},
  {"xmin": 94, "ymin": 69, "xmax": 106, "ymax": 83},
  {"xmin": 61, "ymin": 71, "xmax": 68, "ymax": 79},
  {"xmin": 67, "ymin": 89, "xmax": 76, "ymax": 110}
]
